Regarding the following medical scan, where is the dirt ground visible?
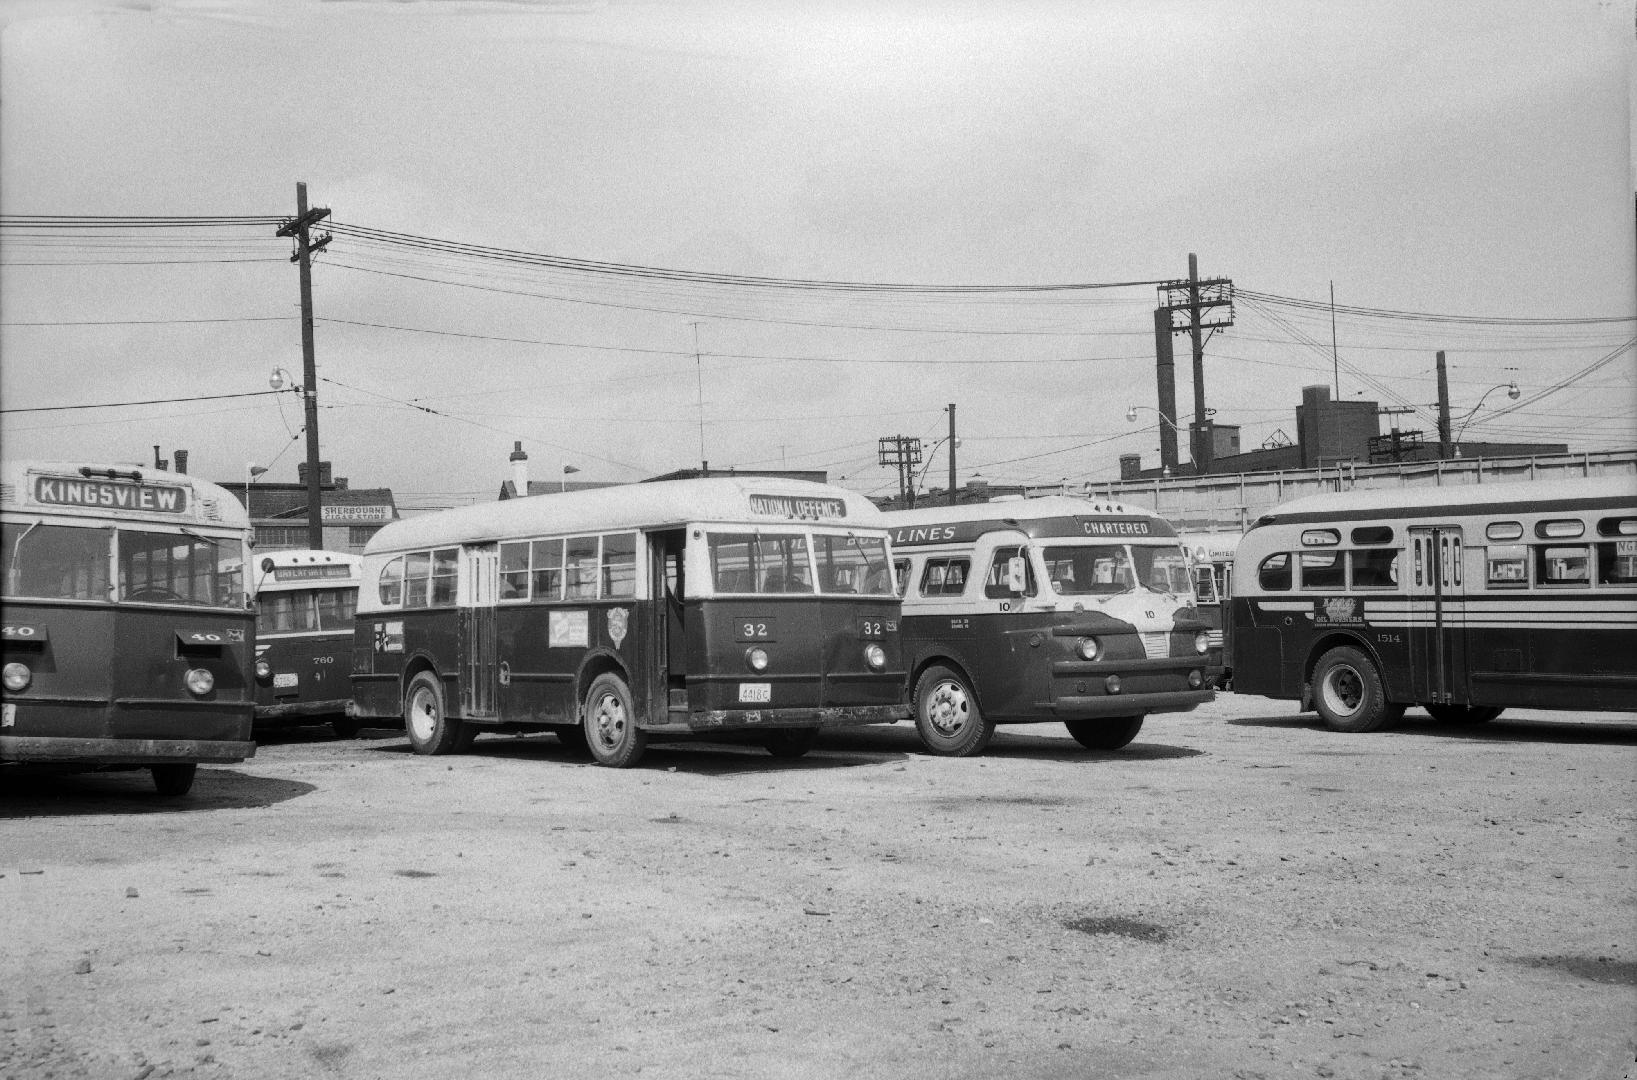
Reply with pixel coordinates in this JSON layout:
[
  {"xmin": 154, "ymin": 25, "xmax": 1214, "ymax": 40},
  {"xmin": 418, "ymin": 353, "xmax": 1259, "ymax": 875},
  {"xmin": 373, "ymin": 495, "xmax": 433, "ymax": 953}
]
[{"xmin": 3, "ymin": 692, "xmax": 1634, "ymax": 1080}]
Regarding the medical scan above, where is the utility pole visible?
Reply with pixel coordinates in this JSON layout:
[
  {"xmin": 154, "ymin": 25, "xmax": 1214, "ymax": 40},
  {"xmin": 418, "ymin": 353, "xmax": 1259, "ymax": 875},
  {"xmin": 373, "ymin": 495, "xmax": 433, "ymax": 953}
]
[
  {"xmin": 1156, "ymin": 254, "xmax": 1233, "ymax": 474},
  {"xmin": 1435, "ymin": 350, "xmax": 1452, "ymax": 459},
  {"xmin": 877, "ymin": 435, "xmax": 922, "ymax": 509},
  {"xmin": 946, "ymin": 403, "xmax": 957, "ymax": 506},
  {"xmin": 277, "ymin": 182, "xmax": 331, "ymax": 549}
]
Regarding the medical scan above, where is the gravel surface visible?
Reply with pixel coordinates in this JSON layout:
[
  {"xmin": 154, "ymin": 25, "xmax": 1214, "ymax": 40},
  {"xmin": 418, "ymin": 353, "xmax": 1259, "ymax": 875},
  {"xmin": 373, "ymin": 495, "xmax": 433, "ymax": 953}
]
[{"xmin": 3, "ymin": 693, "xmax": 1634, "ymax": 1080}]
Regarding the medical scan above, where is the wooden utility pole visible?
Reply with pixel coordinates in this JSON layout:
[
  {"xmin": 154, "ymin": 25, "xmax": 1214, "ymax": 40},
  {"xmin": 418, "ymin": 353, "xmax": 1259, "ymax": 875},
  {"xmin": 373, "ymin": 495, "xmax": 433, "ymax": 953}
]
[
  {"xmin": 946, "ymin": 403, "xmax": 957, "ymax": 506},
  {"xmin": 1156, "ymin": 255, "xmax": 1233, "ymax": 474},
  {"xmin": 1435, "ymin": 350, "xmax": 1452, "ymax": 459},
  {"xmin": 277, "ymin": 182, "xmax": 331, "ymax": 549}
]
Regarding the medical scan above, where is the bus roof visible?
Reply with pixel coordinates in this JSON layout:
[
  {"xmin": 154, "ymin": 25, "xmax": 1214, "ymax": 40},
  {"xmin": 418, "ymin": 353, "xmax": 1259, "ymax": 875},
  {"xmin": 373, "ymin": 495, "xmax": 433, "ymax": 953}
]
[
  {"xmin": 880, "ymin": 495, "xmax": 1176, "ymax": 546},
  {"xmin": 363, "ymin": 477, "xmax": 886, "ymax": 555},
  {"xmin": 1250, "ymin": 475, "xmax": 1635, "ymax": 529},
  {"xmin": 0, "ymin": 459, "xmax": 249, "ymax": 529}
]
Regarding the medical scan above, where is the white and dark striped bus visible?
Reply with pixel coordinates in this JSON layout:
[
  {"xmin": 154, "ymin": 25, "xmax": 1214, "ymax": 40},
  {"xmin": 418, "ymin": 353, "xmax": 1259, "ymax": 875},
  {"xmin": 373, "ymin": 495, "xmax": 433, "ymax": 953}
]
[
  {"xmin": 351, "ymin": 478, "xmax": 909, "ymax": 767},
  {"xmin": 250, "ymin": 549, "xmax": 364, "ymax": 737},
  {"xmin": 1, "ymin": 460, "xmax": 256, "ymax": 794},
  {"xmin": 1229, "ymin": 476, "xmax": 1637, "ymax": 731},
  {"xmin": 881, "ymin": 496, "xmax": 1218, "ymax": 756}
]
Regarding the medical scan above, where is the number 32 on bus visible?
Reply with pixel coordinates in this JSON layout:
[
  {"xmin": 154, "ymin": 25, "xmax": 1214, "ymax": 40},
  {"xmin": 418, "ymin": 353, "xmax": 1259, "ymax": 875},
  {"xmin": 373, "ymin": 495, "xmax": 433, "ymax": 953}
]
[{"xmin": 349, "ymin": 478, "xmax": 909, "ymax": 767}]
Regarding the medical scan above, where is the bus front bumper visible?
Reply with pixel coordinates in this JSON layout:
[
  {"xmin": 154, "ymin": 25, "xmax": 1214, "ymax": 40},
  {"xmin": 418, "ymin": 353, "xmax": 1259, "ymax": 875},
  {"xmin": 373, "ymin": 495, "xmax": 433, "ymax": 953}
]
[
  {"xmin": 658, "ymin": 703, "xmax": 909, "ymax": 733},
  {"xmin": 0, "ymin": 736, "xmax": 256, "ymax": 766}
]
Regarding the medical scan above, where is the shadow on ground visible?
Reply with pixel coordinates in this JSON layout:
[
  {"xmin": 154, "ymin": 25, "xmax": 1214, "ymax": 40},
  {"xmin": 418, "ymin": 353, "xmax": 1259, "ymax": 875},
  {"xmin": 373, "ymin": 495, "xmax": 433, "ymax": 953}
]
[
  {"xmin": 0, "ymin": 767, "xmax": 316, "ymax": 817},
  {"xmin": 1226, "ymin": 709, "xmax": 1637, "ymax": 745}
]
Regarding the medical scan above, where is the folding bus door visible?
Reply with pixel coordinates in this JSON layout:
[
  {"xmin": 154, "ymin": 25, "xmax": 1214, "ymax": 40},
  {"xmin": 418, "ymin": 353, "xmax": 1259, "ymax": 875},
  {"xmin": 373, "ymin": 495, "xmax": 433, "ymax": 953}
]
[
  {"xmin": 1406, "ymin": 526, "xmax": 1467, "ymax": 706},
  {"xmin": 459, "ymin": 544, "xmax": 500, "ymax": 719}
]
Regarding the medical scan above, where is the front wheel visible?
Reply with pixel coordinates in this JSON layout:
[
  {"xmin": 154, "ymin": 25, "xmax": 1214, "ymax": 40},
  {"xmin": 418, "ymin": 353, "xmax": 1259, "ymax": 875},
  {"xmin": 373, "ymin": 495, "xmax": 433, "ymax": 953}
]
[
  {"xmin": 151, "ymin": 764, "xmax": 197, "ymax": 796},
  {"xmin": 763, "ymin": 728, "xmax": 819, "ymax": 759},
  {"xmin": 403, "ymin": 671, "xmax": 472, "ymax": 755},
  {"xmin": 1311, "ymin": 647, "xmax": 1403, "ymax": 733},
  {"xmin": 1425, "ymin": 704, "xmax": 1504, "ymax": 725},
  {"xmin": 914, "ymin": 664, "xmax": 994, "ymax": 757},
  {"xmin": 584, "ymin": 673, "xmax": 646, "ymax": 768},
  {"xmin": 1065, "ymin": 715, "xmax": 1145, "ymax": 750}
]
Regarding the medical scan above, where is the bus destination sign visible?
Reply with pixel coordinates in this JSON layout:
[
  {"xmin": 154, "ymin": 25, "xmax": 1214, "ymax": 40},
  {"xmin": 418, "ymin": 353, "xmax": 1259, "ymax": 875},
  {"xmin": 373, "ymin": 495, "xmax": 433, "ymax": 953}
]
[
  {"xmin": 749, "ymin": 494, "xmax": 848, "ymax": 520},
  {"xmin": 273, "ymin": 565, "xmax": 354, "ymax": 582},
  {"xmin": 33, "ymin": 475, "xmax": 189, "ymax": 514}
]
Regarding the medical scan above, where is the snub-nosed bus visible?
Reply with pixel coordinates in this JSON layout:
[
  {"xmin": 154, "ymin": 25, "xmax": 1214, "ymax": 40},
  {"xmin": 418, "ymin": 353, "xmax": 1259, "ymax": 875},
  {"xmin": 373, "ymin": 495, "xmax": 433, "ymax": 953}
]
[
  {"xmin": 250, "ymin": 549, "xmax": 364, "ymax": 737},
  {"xmin": 1230, "ymin": 476, "xmax": 1637, "ymax": 731},
  {"xmin": 1177, "ymin": 530, "xmax": 1241, "ymax": 687},
  {"xmin": 1, "ymin": 460, "xmax": 256, "ymax": 795},
  {"xmin": 881, "ymin": 496, "xmax": 1217, "ymax": 756},
  {"xmin": 351, "ymin": 477, "xmax": 909, "ymax": 767}
]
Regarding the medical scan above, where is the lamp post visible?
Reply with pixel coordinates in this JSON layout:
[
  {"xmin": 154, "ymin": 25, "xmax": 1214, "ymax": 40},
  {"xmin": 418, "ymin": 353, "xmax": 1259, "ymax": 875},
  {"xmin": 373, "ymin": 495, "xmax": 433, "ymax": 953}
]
[
  {"xmin": 268, "ymin": 366, "xmax": 321, "ymax": 546},
  {"xmin": 245, "ymin": 464, "xmax": 269, "ymax": 542},
  {"xmin": 1452, "ymin": 381, "xmax": 1521, "ymax": 457},
  {"xmin": 1127, "ymin": 404, "xmax": 1213, "ymax": 472},
  {"xmin": 914, "ymin": 434, "xmax": 961, "ymax": 506},
  {"xmin": 561, "ymin": 464, "xmax": 580, "ymax": 492}
]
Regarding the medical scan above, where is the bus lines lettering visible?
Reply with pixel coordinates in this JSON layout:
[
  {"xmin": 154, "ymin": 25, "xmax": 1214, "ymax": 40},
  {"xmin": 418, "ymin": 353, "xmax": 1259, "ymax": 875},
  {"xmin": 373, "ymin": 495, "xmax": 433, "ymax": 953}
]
[
  {"xmin": 748, "ymin": 494, "xmax": 847, "ymax": 520},
  {"xmin": 34, "ymin": 476, "xmax": 189, "ymax": 514}
]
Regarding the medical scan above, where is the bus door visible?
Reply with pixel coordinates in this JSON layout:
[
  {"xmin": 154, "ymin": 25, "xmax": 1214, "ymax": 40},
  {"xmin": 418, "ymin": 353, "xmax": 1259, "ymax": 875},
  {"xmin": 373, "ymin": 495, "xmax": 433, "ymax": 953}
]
[
  {"xmin": 1407, "ymin": 526, "xmax": 1466, "ymax": 705},
  {"xmin": 649, "ymin": 530, "xmax": 688, "ymax": 717},
  {"xmin": 459, "ymin": 544, "xmax": 499, "ymax": 719}
]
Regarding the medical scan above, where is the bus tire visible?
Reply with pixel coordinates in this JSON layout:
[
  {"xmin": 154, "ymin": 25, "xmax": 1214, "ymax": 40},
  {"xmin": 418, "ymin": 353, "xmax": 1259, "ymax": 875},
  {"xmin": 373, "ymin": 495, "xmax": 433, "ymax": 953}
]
[
  {"xmin": 403, "ymin": 671, "xmax": 469, "ymax": 755},
  {"xmin": 1425, "ymin": 704, "xmax": 1504, "ymax": 725},
  {"xmin": 763, "ymin": 728, "xmax": 819, "ymax": 759},
  {"xmin": 584, "ymin": 673, "xmax": 646, "ymax": 768},
  {"xmin": 150, "ymin": 764, "xmax": 197, "ymax": 796},
  {"xmin": 1065, "ymin": 715, "xmax": 1144, "ymax": 750},
  {"xmin": 914, "ymin": 664, "xmax": 994, "ymax": 757},
  {"xmin": 1311, "ymin": 647, "xmax": 1400, "ymax": 733}
]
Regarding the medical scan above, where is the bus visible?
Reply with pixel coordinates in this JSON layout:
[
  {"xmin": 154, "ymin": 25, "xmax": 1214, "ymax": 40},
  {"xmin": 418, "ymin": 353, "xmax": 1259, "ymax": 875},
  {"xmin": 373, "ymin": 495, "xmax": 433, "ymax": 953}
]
[
  {"xmin": 1, "ymin": 460, "xmax": 256, "ymax": 795},
  {"xmin": 1177, "ymin": 530, "xmax": 1241, "ymax": 687},
  {"xmin": 880, "ymin": 495, "xmax": 1218, "ymax": 756},
  {"xmin": 350, "ymin": 477, "xmax": 909, "ymax": 767},
  {"xmin": 250, "ymin": 549, "xmax": 364, "ymax": 737},
  {"xmin": 1229, "ymin": 476, "xmax": 1637, "ymax": 731}
]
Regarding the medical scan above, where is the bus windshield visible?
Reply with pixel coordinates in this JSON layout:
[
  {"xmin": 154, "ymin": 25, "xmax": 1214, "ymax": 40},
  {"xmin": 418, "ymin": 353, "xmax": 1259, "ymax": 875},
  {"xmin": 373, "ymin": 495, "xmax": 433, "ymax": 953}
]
[
  {"xmin": 2, "ymin": 521, "xmax": 112, "ymax": 600},
  {"xmin": 118, "ymin": 529, "xmax": 244, "ymax": 607},
  {"xmin": 1042, "ymin": 543, "xmax": 1192, "ymax": 597},
  {"xmin": 707, "ymin": 530, "xmax": 895, "ymax": 596}
]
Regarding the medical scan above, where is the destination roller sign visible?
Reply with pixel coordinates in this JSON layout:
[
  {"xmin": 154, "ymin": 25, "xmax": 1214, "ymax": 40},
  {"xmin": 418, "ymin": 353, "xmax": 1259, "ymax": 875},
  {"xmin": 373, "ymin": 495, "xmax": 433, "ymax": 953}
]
[
  {"xmin": 890, "ymin": 514, "xmax": 1176, "ymax": 547},
  {"xmin": 33, "ymin": 475, "xmax": 189, "ymax": 514}
]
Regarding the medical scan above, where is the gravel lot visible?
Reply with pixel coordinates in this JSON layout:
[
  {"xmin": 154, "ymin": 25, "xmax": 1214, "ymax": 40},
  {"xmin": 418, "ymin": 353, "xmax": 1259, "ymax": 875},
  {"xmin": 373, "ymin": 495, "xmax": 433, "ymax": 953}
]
[{"xmin": 3, "ymin": 692, "xmax": 1634, "ymax": 1080}]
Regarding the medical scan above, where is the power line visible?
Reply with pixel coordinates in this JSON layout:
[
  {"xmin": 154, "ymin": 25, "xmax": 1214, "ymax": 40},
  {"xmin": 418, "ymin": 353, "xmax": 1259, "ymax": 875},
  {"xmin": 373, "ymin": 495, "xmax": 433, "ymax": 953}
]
[{"xmin": 1, "ymin": 389, "xmax": 290, "ymax": 415}]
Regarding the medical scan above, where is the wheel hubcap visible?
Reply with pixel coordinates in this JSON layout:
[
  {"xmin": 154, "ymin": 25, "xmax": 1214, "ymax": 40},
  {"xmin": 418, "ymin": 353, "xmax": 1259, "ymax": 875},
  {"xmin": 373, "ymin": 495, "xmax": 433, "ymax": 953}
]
[
  {"xmin": 927, "ymin": 681, "xmax": 969, "ymax": 736},
  {"xmin": 592, "ymin": 693, "xmax": 627, "ymax": 749},
  {"xmin": 408, "ymin": 690, "xmax": 436, "ymax": 740},
  {"xmin": 1324, "ymin": 667, "xmax": 1362, "ymax": 715}
]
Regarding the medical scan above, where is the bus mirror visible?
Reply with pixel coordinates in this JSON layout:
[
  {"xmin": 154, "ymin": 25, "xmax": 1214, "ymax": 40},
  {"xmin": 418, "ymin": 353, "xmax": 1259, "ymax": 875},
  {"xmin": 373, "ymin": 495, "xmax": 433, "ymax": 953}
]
[{"xmin": 1006, "ymin": 556, "xmax": 1027, "ymax": 595}]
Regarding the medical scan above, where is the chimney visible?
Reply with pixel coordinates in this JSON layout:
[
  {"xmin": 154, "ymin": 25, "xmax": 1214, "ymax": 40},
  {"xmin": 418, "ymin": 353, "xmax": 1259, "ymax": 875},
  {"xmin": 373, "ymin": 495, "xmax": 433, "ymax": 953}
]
[
  {"xmin": 153, "ymin": 445, "xmax": 168, "ymax": 470},
  {"xmin": 297, "ymin": 461, "xmax": 333, "ymax": 487},
  {"xmin": 509, "ymin": 441, "xmax": 529, "ymax": 496},
  {"xmin": 174, "ymin": 449, "xmax": 189, "ymax": 475},
  {"xmin": 1119, "ymin": 454, "xmax": 1142, "ymax": 480}
]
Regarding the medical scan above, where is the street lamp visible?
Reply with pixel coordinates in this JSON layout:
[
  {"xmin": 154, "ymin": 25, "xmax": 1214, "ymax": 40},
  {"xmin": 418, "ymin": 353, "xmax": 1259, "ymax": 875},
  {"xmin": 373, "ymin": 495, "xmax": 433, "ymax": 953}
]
[
  {"xmin": 269, "ymin": 367, "xmax": 300, "ymax": 393},
  {"xmin": 245, "ymin": 464, "xmax": 269, "ymax": 544},
  {"xmin": 561, "ymin": 464, "xmax": 580, "ymax": 492},
  {"xmin": 1453, "ymin": 381, "xmax": 1522, "ymax": 454},
  {"xmin": 914, "ymin": 435, "xmax": 961, "ymax": 504}
]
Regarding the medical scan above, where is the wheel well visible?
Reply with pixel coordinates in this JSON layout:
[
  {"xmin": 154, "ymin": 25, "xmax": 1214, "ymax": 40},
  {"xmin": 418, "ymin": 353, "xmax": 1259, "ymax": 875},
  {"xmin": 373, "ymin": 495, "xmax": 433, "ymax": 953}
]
[
  {"xmin": 399, "ymin": 655, "xmax": 438, "ymax": 712},
  {"xmin": 576, "ymin": 652, "xmax": 629, "ymax": 717},
  {"xmin": 910, "ymin": 655, "xmax": 980, "ymax": 709}
]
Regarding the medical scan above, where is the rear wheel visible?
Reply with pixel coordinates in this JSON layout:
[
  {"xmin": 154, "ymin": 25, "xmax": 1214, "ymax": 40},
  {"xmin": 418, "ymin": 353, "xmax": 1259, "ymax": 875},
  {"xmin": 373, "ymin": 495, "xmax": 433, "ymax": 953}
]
[
  {"xmin": 584, "ymin": 673, "xmax": 646, "ymax": 768},
  {"xmin": 1065, "ymin": 715, "xmax": 1145, "ymax": 750},
  {"xmin": 403, "ymin": 671, "xmax": 470, "ymax": 755},
  {"xmin": 914, "ymin": 664, "xmax": 994, "ymax": 757},
  {"xmin": 763, "ymin": 728, "xmax": 819, "ymax": 758},
  {"xmin": 150, "ymin": 764, "xmax": 197, "ymax": 796},
  {"xmin": 1425, "ymin": 704, "xmax": 1504, "ymax": 725},
  {"xmin": 1311, "ymin": 647, "xmax": 1403, "ymax": 733}
]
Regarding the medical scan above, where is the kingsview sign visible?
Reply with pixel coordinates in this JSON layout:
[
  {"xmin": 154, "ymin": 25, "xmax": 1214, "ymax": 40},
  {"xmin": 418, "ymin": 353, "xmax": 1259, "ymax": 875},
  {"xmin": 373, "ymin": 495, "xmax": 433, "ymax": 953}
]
[{"xmin": 33, "ymin": 475, "xmax": 189, "ymax": 514}]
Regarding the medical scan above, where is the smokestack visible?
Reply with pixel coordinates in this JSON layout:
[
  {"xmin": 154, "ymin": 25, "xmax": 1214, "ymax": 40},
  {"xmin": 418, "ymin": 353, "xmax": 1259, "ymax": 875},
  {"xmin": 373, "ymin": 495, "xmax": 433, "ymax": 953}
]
[
  {"xmin": 509, "ymin": 441, "xmax": 529, "ymax": 496},
  {"xmin": 153, "ymin": 445, "xmax": 167, "ymax": 470},
  {"xmin": 174, "ymin": 450, "xmax": 189, "ymax": 475}
]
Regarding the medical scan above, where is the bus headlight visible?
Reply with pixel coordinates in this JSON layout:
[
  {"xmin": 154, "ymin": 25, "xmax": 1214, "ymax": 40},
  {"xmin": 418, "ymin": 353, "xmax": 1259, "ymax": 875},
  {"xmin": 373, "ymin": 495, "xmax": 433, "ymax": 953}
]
[
  {"xmin": 1194, "ymin": 631, "xmax": 1211, "ymax": 655},
  {"xmin": 746, "ymin": 647, "xmax": 770, "ymax": 672},
  {"xmin": 1076, "ymin": 636, "xmax": 1101, "ymax": 661},
  {"xmin": 255, "ymin": 659, "xmax": 272, "ymax": 680},
  {"xmin": 864, "ymin": 643, "xmax": 887, "ymax": 671},
  {"xmin": 184, "ymin": 667, "xmax": 215, "ymax": 697},
  {"xmin": 2, "ymin": 662, "xmax": 31, "ymax": 692}
]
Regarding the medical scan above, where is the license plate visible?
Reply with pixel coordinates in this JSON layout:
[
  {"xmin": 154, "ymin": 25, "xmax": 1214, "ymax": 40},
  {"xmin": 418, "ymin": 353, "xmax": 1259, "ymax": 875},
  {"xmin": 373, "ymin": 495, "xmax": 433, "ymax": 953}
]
[
  {"xmin": 273, "ymin": 673, "xmax": 299, "ymax": 689},
  {"xmin": 738, "ymin": 683, "xmax": 771, "ymax": 704}
]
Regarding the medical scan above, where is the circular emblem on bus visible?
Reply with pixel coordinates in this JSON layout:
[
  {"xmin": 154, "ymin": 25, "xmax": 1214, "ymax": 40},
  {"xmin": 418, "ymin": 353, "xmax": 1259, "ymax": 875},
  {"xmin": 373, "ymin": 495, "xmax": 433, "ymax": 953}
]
[{"xmin": 607, "ymin": 608, "xmax": 629, "ymax": 649}]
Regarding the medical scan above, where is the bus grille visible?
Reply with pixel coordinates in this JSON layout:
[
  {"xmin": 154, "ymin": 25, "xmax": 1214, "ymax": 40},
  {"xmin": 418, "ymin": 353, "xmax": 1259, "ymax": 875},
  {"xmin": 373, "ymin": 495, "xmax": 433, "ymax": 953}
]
[{"xmin": 1139, "ymin": 631, "xmax": 1170, "ymax": 659}]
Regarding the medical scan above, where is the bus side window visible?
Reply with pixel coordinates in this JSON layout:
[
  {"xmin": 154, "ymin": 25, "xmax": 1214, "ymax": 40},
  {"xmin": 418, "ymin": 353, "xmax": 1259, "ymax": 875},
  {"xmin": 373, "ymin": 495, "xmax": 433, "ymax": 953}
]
[
  {"xmin": 430, "ymin": 548, "xmax": 459, "ymax": 606},
  {"xmin": 1350, "ymin": 548, "xmax": 1398, "ymax": 589},
  {"xmin": 921, "ymin": 557, "xmax": 970, "ymax": 597},
  {"xmin": 984, "ymin": 547, "xmax": 1034, "ymax": 599},
  {"xmin": 378, "ymin": 555, "xmax": 405, "ymax": 607},
  {"xmin": 532, "ymin": 538, "xmax": 564, "ymax": 601},
  {"xmin": 499, "ymin": 541, "xmax": 530, "ymax": 600},
  {"xmin": 1598, "ymin": 540, "xmax": 1637, "ymax": 585},
  {"xmin": 1299, "ymin": 551, "xmax": 1345, "ymax": 590},
  {"xmin": 1536, "ymin": 544, "xmax": 1589, "ymax": 585},
  {"xmin": 564, "ymin": 536, "xmax": 599, "ymax": 600},
  {"xmin": 1257, "ymin": 553, "xmax": 1291, "ymax": 591},
  {"xmin": 1486, "ymin": 545, "xmax": 1526, "ymax": 587},
  {"xmin": 891, "ymin": 558, "xmax": 909, "ymax": 597},
  {"xmin": 602, "ymin": 532, "xmax": 637, "ymax": 599}
]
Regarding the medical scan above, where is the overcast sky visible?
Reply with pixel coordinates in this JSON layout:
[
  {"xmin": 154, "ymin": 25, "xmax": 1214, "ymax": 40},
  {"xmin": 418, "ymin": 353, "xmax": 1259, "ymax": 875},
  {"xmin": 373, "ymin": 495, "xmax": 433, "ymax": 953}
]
[{"xmin": 2, "ymin": 0, "xmax": 1632, "ymax": 509}]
